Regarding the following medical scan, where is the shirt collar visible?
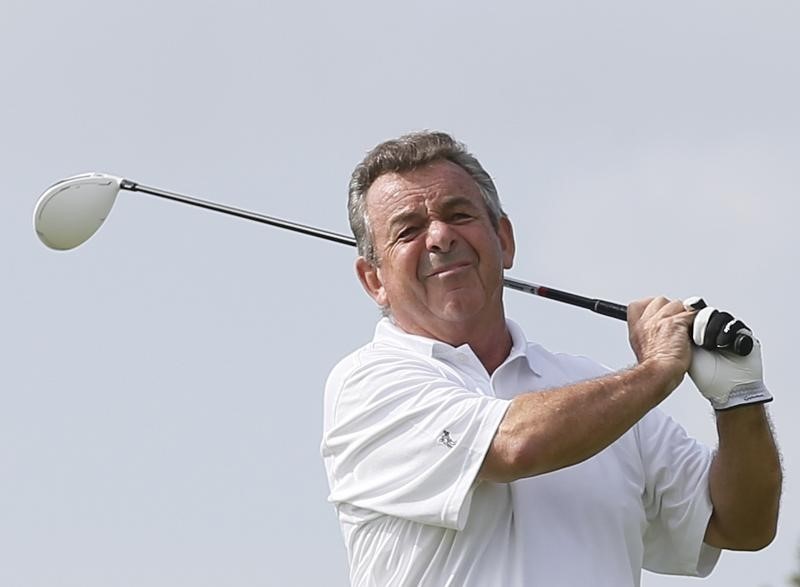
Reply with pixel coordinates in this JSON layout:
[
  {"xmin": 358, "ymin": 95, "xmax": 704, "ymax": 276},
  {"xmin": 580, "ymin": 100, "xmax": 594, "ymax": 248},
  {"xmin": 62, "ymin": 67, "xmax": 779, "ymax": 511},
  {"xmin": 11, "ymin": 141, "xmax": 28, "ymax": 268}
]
[
  {"xmin": 504, "ymin": 319, "xmax": 538, "ymax": 373},
  {"xmin": 374, "ymin": 318, "xmax": 463, "ymax": 358},
  {"xmin": 373, "ymin": 317, "xmax": 540, "ymax": 375}
]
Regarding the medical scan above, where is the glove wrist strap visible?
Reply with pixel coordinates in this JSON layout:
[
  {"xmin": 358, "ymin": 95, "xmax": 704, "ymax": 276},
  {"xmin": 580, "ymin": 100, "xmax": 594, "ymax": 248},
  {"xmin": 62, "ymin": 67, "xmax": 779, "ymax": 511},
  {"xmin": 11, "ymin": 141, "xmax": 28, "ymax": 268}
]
[{"xmin": 712, "ymin": 382, "xmax": 774, "ymax": 411}]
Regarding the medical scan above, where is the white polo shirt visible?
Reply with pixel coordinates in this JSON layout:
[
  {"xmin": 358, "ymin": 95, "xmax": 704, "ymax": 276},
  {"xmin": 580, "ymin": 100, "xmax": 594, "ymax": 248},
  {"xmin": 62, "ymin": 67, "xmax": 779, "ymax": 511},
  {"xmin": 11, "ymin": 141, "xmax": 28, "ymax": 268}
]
[{"xmin": 321, "ymin": 318, "xmax": 720, "ymax": 586}]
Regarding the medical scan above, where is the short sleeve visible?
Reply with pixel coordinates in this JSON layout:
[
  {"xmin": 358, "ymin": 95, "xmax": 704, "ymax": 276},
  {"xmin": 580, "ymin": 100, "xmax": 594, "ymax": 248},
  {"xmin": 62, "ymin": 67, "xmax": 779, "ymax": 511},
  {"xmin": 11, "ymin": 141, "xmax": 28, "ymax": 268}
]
[
  {"xmin": 321, "ymin": 349, "xmax": 510, "ymax": 530},
  {"xmin": 638, "ymin": 408, "xmax": 721, "ymax": 576}
]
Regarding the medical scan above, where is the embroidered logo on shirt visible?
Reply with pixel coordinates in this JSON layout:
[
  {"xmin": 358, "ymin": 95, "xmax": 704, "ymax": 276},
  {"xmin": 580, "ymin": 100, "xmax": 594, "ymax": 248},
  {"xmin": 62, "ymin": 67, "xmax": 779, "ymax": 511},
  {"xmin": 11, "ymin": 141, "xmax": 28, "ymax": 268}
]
[{"xmin": 438, "ymin": 430, "xmax": 456, "ymax": 449}]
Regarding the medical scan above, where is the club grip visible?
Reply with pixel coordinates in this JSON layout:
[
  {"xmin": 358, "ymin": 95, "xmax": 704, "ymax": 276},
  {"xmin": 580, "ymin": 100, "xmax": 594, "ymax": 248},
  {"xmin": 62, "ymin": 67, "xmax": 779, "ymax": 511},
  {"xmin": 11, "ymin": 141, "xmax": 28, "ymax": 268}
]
[
  {"xmin": 732, "ymin": 332, "xmax": 754, "ymax": 356},
  {"xmin": 592, "ymin": 300, "xmax": 628, "ymax": 321}
]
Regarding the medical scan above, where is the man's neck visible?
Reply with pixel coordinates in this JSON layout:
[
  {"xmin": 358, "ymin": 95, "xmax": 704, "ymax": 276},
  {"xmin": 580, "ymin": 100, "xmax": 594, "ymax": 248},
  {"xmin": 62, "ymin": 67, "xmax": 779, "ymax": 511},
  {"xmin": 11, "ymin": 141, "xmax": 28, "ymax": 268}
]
[
  {"xmin": 393, "ymin": 308, "xmax": 513, "ymax": 375},
  {"xmin": 465, "ymin": 319, "xmax": 513, "ymax": 375}
]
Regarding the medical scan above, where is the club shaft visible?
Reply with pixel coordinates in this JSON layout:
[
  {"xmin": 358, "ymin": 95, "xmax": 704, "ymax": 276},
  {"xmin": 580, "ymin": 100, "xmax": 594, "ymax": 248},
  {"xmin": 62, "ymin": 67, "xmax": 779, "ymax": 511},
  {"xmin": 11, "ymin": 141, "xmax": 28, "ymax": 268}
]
[
  {"xmin": 121, "ymin": 179, "xmax": 355, "ymax": 246},
  {"xmin": 121, "ymin": 179, "xmax": 629, "ymax": 322},
  {"xmin": 503, "ymin": 278, "xmax": 628, "ymax": 320}
]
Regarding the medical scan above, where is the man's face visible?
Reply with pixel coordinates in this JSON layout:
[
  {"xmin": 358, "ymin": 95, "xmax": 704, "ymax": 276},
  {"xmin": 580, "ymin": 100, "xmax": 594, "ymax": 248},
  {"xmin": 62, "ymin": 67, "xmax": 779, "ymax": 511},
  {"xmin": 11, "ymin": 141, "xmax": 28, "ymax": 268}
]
[{"xmin": 356, "ymin": 160, "xmax": 515, "ymax": 338}]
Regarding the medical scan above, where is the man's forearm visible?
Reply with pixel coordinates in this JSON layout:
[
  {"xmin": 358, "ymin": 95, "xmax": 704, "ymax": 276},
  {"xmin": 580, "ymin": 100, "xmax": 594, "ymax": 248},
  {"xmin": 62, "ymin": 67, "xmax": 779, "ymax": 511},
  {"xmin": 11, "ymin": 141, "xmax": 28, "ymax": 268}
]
[
  {"xmin": 480, "ymin": 296, "xmax": 695, "ymax": 483},
  {"xmin": 480, "ymin": 359, "xmax": 678, "ymax": 482},
  {"xmin": 705, "ymin": 405, "xmax": 782, "ymax": 550}
]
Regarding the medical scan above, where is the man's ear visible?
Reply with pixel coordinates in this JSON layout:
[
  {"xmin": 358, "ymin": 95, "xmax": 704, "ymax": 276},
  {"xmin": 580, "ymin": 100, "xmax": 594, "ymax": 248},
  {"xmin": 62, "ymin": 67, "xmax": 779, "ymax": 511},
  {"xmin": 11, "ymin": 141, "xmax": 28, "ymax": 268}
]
[
  {"xmin": 356, "ymin": 256, "xmax": 388, "ymax": 307},
  {"xmin": 498, "ymin": 216, "xmax": 515, "ymax": 270}
]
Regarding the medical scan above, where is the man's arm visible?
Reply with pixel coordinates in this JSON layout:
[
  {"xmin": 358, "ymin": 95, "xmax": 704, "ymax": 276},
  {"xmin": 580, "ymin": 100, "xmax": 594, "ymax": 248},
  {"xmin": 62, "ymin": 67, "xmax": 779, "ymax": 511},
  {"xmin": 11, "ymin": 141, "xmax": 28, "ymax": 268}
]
[
  {"xmin": 685, "ymin": 305, "xmax": 782, "ymax": 550},
  {"xmin": 704, "ymin": 405, "xmax": 782, "ymax": 550},
  {"xmin": 480, "ymin": 296, "xmax": 693, "ymax": 483}
]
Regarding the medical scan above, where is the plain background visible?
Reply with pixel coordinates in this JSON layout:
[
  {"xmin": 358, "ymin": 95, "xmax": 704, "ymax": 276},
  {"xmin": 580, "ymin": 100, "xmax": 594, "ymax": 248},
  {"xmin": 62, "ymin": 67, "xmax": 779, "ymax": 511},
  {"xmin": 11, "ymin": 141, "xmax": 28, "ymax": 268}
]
[{"xmin": 2, "ymin": 1, "xmax": 798, "ymax": 585}]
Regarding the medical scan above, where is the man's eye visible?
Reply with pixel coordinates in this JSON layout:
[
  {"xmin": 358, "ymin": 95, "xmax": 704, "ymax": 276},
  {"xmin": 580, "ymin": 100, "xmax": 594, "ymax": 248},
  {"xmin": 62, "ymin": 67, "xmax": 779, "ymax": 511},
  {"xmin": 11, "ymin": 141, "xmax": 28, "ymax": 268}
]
[{"xmin": 397, "ymin": 227, "xmax": 419, "ymax": 240}]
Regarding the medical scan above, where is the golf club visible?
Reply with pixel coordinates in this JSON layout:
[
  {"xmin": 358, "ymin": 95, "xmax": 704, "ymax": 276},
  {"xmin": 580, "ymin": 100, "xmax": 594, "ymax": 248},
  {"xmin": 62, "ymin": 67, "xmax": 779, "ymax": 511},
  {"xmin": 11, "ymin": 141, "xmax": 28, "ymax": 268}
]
[{"xmin": 32, "ymin": 172, "xmax": 754, "ymax": 356}]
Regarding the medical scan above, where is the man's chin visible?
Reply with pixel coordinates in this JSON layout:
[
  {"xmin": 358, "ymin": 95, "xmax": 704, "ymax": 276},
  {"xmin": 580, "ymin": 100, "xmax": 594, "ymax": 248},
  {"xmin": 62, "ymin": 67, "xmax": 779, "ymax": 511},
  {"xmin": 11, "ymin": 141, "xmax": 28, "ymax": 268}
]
[{"xmin": 433, "ymin": 294, "xmax": 488, "ymax": 323}]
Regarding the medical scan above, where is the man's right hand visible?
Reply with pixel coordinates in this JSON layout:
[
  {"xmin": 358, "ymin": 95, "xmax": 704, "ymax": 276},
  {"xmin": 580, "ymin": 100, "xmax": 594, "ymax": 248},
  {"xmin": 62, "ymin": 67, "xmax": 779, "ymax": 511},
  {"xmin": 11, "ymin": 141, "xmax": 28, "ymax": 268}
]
[{"xmin": 627, "ymin": 297, "xmax": 696, "ymax": 394}]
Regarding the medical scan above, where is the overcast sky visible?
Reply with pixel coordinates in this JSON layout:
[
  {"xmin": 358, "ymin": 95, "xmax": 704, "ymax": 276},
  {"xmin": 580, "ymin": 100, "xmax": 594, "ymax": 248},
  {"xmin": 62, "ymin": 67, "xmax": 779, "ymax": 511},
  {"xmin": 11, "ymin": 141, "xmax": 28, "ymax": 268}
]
[{"xmin": 3, "ymin": 1, "xmax": 798, "ymax": 585}]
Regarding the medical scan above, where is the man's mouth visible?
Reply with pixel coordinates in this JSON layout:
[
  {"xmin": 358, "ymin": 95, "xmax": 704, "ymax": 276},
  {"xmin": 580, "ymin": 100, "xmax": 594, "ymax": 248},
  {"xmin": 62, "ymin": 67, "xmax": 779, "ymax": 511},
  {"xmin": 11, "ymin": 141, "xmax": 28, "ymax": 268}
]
[{"xmin": 427, "ymin": 262, "xmax": 472, "ymax": 278}]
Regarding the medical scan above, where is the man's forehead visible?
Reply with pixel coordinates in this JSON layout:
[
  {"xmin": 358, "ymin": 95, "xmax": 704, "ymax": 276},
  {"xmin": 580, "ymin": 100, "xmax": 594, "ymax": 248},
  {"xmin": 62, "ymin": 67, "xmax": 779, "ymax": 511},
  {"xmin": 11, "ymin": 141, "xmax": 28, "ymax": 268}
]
[{"xmin": 366, "ymin": 160, "xmax": 481, "ymax": 210}]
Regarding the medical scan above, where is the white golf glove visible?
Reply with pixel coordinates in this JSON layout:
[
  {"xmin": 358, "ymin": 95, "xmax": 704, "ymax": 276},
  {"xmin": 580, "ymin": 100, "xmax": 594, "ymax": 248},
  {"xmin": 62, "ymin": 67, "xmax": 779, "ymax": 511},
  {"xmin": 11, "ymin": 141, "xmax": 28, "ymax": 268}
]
[{"xmin": 684, "ymin": 297, "xmax": 773, "ymax": 410}]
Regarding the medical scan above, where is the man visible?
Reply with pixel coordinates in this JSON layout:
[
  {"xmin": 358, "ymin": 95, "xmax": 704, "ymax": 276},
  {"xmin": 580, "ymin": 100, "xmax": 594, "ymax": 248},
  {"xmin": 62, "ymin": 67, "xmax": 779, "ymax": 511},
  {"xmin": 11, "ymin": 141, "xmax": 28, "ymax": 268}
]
[{"xmin": 321, "ymin": 131, "xmax": 781, "ymax": 586}]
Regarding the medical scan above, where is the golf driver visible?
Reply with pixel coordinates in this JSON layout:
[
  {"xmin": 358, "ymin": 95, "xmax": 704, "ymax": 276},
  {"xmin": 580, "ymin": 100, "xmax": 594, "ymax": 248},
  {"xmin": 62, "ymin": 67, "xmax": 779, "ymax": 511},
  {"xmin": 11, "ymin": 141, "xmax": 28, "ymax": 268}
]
[{"xmin": 32, "ymin": 172, "xmax": 754, "ymax": 356}]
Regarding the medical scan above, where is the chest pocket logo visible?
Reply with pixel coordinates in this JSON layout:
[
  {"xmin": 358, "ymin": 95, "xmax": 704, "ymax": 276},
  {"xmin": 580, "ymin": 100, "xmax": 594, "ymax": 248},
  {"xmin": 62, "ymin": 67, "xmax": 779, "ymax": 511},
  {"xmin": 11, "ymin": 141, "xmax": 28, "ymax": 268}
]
[{"xmin": 438, "ymin": 430, "xmax": 456, "ymax": 449}]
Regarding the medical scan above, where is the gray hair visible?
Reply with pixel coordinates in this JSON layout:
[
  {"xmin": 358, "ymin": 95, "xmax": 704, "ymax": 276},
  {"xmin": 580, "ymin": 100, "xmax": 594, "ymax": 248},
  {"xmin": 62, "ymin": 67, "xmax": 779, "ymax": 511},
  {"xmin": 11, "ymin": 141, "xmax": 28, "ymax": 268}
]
[{"xmin": 347, "ymin": 131, "xmax": 506, "ymax": 264}]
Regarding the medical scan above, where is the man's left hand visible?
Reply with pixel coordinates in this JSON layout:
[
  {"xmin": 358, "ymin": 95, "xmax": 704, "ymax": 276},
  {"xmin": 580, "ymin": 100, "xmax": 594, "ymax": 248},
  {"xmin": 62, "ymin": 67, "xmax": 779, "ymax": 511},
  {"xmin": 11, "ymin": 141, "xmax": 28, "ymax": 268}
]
[{"xmin": 684, "ymin": 299, "xmax": 773, "ymax": 410}]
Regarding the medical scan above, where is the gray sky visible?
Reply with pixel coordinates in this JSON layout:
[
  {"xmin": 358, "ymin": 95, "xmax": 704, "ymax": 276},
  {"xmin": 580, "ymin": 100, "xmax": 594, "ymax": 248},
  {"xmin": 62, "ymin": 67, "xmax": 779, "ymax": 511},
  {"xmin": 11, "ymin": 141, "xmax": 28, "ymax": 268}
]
[{"xmin": 3, "ymin": 1, "xmax": 798, "ymax": 585}]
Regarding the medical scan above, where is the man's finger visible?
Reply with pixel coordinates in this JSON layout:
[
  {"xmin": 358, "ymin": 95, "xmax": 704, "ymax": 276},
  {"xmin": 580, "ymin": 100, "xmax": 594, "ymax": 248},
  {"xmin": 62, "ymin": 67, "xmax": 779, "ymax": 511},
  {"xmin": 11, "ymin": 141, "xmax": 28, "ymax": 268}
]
[
  {"xmin": 626, "ymin": 297, "xmax": 654, "ymax": 325},
  {"xmin": 637, "ymin": 296, "xmax": 671, "ymax": 322},
  {"xmin": 652, "ymin": 299, "xmax": 690, "ymax": 320}
]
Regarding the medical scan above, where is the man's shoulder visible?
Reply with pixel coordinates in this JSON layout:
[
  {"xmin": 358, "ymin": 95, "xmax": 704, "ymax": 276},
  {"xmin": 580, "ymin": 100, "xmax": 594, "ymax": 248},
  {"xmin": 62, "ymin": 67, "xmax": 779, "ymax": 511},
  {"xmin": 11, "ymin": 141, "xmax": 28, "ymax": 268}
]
[
  {"xmin": 325, "ymin": 340, "xmax": 388, "ymax": 392},
  {"xmin": 329, "ymin": 319, "xmax": 441, "ymax": 376},
  {"xmin": 326, "ymin": 333, "xmax": 441, "ymax": 391},
  {"xmin": 326, "ymin": 327, "xmax": 425, "ymax": 411},
  {"xmin": 321, "ymin": 324, "xmax": 465, "ymax": 438}
]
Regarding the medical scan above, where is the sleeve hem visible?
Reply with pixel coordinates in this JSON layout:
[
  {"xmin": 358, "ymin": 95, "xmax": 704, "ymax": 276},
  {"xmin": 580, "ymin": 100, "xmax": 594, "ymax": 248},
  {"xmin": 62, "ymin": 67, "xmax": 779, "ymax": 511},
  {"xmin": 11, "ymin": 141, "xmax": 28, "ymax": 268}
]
[
  {"xmin": 442, "ymin": 399, "xmax": 512, "ymax": 530},
  {"xmin": 685, "ymin": 474, "xmax": 722, "ymax": 576}
]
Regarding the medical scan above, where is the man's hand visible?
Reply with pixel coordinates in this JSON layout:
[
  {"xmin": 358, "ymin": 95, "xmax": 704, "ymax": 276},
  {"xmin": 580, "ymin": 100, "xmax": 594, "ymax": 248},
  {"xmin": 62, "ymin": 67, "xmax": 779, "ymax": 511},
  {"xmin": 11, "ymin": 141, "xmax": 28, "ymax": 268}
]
[
  {"xmin": 684, "ymin": 301, "xmax": 773, "ymax": 410},
  {"xmin": 627, "ymin": 297, "xmax": 696, "ymax": 392}
]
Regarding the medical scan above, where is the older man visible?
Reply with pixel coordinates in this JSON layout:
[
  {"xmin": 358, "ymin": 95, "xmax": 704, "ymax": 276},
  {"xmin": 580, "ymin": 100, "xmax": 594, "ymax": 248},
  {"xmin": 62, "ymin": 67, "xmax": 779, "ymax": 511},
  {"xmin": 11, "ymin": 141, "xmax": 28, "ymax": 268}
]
[{"xmin": 321, "ymin": 131, "xmax": 781, "ymax": 586}]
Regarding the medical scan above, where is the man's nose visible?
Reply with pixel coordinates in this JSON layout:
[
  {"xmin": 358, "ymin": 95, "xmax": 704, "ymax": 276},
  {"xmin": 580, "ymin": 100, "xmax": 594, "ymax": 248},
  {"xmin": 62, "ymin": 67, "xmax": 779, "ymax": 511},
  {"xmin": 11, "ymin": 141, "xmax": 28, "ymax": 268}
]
[{"xmin": 426, "ymin": 220, "xmax": 457, "ymax": 253}]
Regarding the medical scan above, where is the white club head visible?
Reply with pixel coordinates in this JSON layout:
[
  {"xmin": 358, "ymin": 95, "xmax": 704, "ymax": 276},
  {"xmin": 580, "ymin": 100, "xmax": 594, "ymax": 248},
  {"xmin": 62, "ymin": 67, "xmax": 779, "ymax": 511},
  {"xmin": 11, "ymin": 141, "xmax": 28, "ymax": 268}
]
[{"xmin": 33, "ymin": 173, "xmax": 122, "ymax": 250}]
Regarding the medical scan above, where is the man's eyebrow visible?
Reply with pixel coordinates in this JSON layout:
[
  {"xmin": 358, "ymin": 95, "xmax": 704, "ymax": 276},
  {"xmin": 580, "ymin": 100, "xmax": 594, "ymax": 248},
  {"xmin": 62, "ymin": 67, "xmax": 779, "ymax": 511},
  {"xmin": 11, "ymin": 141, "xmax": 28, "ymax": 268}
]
[
  {"xmin": 386, "ymin": 195, "xmax": 482, "ymax": 233},
  {"xmin": 437, "ymin": 195, "xmax": 481, "ymax": 211},
  {"xmin": 387, "ymin": 208, "xmax": 425, "ymax": 231}
]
